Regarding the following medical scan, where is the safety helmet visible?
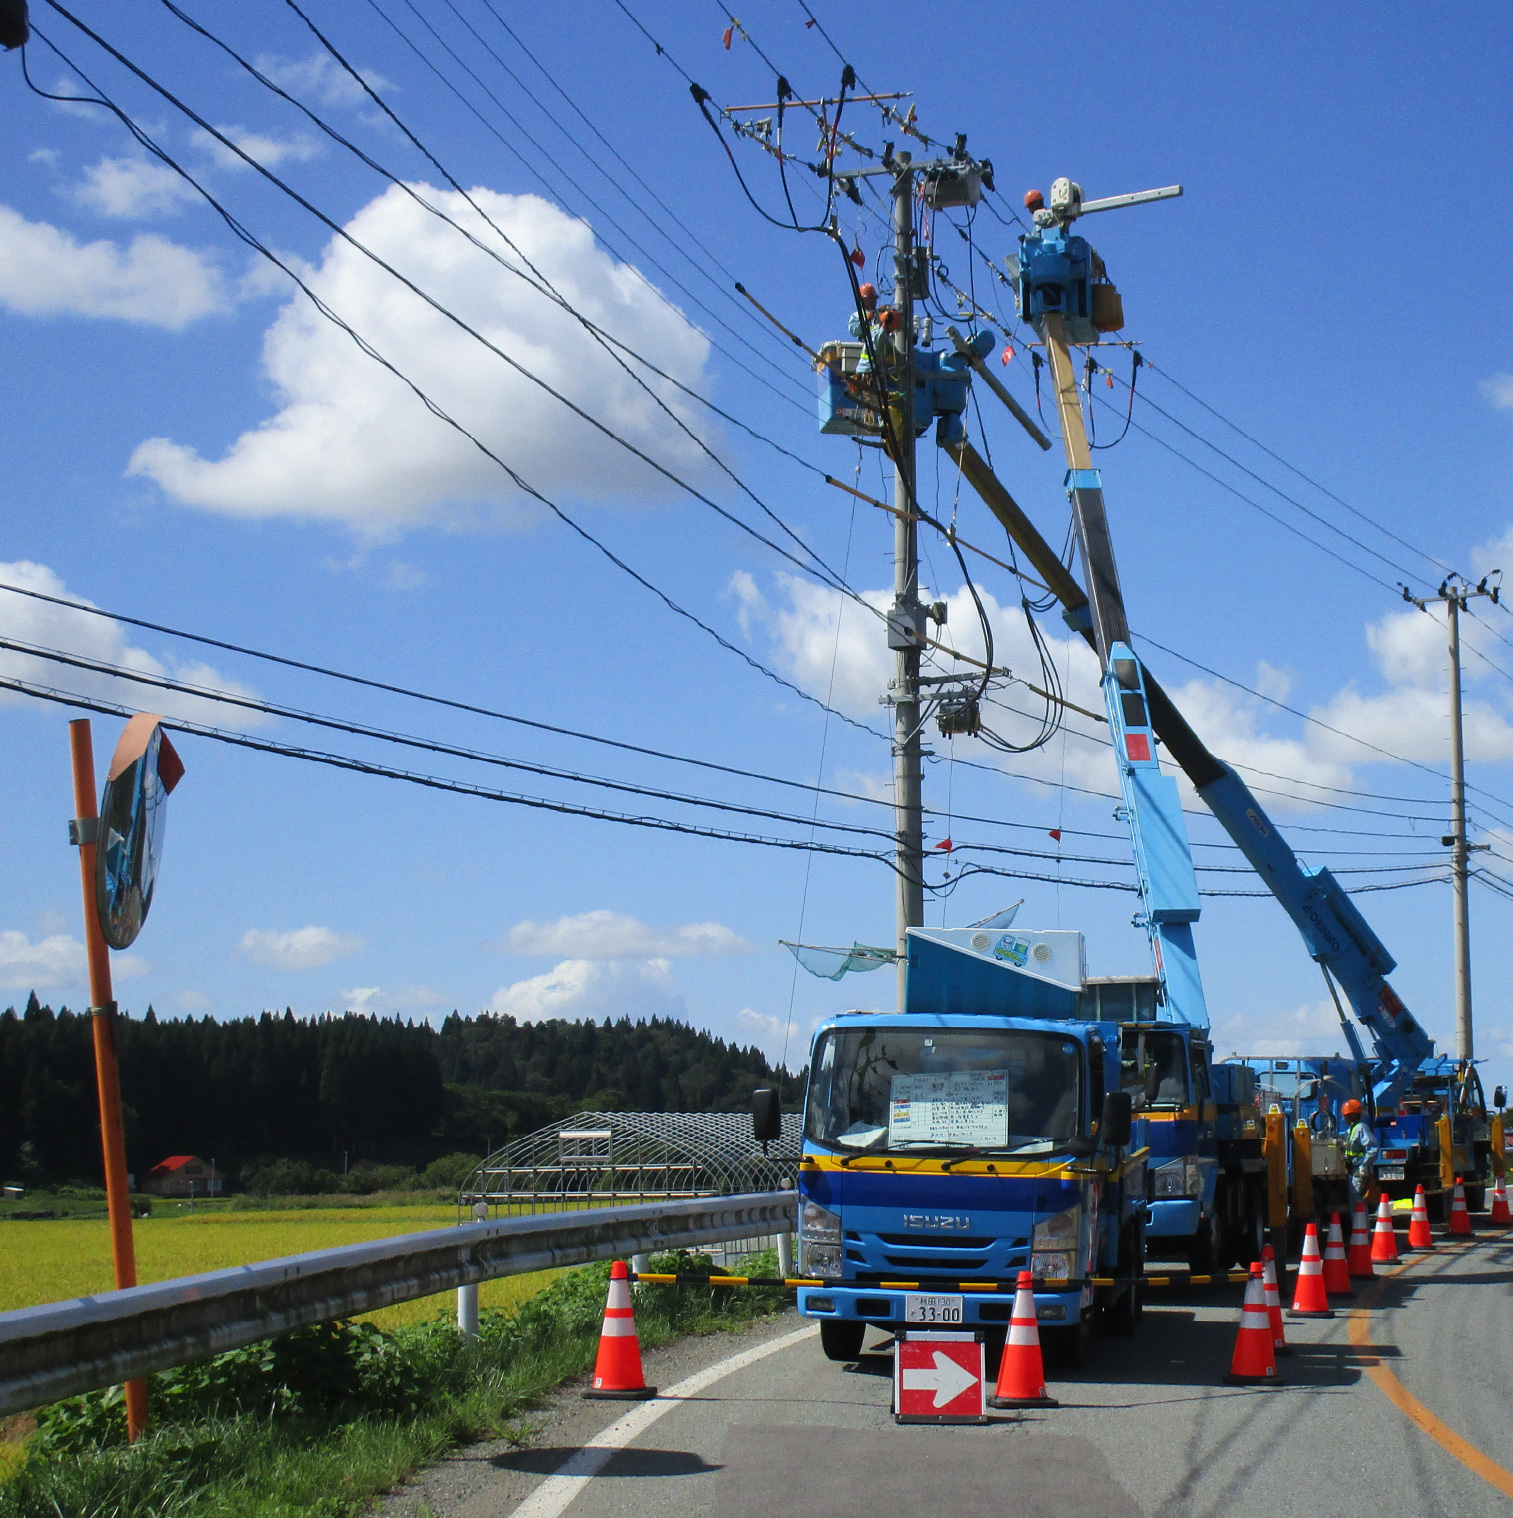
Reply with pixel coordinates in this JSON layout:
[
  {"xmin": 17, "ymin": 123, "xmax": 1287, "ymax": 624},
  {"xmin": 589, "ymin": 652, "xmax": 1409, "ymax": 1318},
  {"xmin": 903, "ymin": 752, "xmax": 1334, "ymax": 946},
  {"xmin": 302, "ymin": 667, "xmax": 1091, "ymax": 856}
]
[{"xmin": 1341, "ymin": 1098, "xmax": 1363, "ymax": 1118}]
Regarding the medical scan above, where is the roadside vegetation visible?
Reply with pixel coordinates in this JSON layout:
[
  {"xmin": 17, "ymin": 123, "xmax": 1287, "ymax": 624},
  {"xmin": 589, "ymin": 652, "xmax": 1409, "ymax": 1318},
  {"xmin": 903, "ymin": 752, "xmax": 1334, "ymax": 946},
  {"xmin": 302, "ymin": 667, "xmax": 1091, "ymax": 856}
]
[
  {"xmin": 0, "ymin": 1208, "xmax": 558, "ymax": 1331},
  {"xmin": 0, "ymin": 1250, "xmax": 789, "ymax": 1518}
]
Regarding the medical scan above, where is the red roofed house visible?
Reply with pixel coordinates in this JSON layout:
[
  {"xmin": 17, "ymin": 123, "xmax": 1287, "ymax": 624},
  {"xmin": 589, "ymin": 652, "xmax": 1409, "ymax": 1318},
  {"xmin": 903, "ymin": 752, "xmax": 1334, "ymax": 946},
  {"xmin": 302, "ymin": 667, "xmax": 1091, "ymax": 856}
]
[{"xmin": 143, "ymin": 1155, "xmax": 224, "ymax": 1198}]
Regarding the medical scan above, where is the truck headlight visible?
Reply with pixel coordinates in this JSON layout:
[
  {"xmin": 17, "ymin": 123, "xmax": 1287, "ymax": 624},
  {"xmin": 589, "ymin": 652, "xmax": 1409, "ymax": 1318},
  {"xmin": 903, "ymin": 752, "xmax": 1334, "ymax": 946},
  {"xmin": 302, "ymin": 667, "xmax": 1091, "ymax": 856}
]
[
  {"xmin": 800, "ymin": 1242, "xmax": 844, "ymax": 1278},
  {"xmin": 1031, "ymin": 1249, "xmax": 1075, "ymax": 1281},
  {"xmin": 1153, "ymin": 1157, "xmax": 1202, "ymax": 1198},
  {"xmin": 1032, "ymin": 1205, "xmax": 1080, "ymax": 1280},
  {"xmin": 799, "ymin": 1197, "xmax": 843, "ymax": 1277}
]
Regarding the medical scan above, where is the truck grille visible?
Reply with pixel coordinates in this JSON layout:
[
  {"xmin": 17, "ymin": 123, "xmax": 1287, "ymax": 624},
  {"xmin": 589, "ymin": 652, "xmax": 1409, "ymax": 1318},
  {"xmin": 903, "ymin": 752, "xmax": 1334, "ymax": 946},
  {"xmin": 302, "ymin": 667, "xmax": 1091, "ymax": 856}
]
[{"xmin": 875, "ymin": 1233, "xmax": 999, "ymax": 1250}]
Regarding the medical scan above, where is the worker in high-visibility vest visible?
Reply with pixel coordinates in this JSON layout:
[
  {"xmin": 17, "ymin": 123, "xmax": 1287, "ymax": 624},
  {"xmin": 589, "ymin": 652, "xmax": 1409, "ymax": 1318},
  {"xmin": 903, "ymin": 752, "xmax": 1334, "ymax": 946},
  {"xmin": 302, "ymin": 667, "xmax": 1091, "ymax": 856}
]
[{"xmin": 1342, "ymin": 1098, "xmax": 1379, "ymax": 1203}]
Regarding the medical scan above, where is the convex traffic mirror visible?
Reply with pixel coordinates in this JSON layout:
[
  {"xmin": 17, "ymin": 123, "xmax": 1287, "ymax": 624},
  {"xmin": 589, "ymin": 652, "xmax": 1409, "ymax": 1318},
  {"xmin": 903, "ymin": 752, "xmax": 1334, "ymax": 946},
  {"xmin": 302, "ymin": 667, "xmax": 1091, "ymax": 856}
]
[{"xmin": 96, "ymin": 715, "xmax": 184, "ymax": 950}]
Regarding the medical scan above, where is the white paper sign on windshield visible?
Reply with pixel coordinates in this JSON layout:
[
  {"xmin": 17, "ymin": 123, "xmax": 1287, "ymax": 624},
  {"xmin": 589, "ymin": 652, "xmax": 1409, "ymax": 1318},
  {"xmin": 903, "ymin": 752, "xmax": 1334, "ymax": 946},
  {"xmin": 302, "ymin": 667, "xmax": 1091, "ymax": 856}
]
[{"xmin": 888, "ymin": 1071, "xmax": 1009, "ymax": 1148}]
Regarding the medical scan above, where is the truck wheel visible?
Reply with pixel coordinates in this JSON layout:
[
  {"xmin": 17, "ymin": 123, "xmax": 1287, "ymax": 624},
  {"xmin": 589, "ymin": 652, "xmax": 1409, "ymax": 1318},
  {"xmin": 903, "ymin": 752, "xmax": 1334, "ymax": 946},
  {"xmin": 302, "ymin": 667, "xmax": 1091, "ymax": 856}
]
[
  {"xmin": 1106, "ymin": 1221, "xmax": 1144, "ymax": 1335},
  {"xmin": 1466, "ymin": 1185, "xmax": 1485, "ymax": 1213},
  {"xmin": 819, "ymin": 1320, "xmax": 867, "ymax": 1361},
  {"xmin": 1042, "ymin": 1320, "xmax": 1088, "ymax": 1368},
  {"xmin": 1187, "ymin": 1217, "xmax": 1215, "ymax": 1277}
]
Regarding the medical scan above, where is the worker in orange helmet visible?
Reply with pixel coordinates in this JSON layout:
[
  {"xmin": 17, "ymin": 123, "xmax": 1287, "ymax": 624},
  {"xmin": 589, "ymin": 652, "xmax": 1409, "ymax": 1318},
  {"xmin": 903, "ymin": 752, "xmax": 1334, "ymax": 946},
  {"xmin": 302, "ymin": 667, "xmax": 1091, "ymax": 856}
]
[{"xmin": 1341, "ymin": 1098, "xmax": 1378, "ymax": 1204}]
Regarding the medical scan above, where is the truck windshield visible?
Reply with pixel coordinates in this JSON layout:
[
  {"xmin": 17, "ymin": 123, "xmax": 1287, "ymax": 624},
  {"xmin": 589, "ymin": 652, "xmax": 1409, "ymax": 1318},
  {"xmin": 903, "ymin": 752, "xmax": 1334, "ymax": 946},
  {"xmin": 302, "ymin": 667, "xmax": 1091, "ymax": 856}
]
[
  {"xmin": 805, "ymin": 1027, "xmax": 1081, "ymax": 1156},
  {"xmin": 1120, "ymin": 1029, "xmax": 1190, "ymax": 1110}
]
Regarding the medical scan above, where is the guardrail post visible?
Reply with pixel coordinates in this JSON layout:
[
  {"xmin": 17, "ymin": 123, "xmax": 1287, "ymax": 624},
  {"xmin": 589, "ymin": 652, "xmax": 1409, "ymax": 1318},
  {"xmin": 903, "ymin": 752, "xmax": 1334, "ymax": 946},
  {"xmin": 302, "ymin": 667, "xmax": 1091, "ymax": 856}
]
[
  {"xmin": 457, "ymin": 1283, "xmax": 479, "ymax": 1339},
  {"xmin": 630, "ymin": 1252, "xmax": 650, "ymax": 1291},
  {"xmin": 777, "ymin": 1231, "xmax": 794, "ymax": 1278}
]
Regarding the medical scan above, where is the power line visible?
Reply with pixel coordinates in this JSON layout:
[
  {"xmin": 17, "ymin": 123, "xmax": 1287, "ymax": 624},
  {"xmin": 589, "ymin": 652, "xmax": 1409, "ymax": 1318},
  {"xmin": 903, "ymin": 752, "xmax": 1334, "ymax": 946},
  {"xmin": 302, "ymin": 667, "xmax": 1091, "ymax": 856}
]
[
  {"xmin": 1139, "ymin": 356, "xmax": 1456, "ymax": 581},
  {"xmin": 0, "ymin": 633, "xmax": 901, "ymax": 843},
  {"xmin": 24, "ymin": 20, "xmax": 885, "ymax": 742},
  {"xmin": 1132, "ymin": 630, "xmax": 1513, "ymax": 830},
  {"xmin": 1081, "ymin": 385, "xmax": 1400, "ymax": 595},
  {"xmin": 359, "ymin": 0, "xmax": 814, "ymax": 411},
  {"xmin": 0, "ymin": 674, "xmax": 902, "ymax": 869},
  {"xmin": 91, "ymin": 4, "xmax": 882, "ymax": 626},
  {"xmin": 170, "ymin": 0, "xmax": 867, "ymax": 613}
]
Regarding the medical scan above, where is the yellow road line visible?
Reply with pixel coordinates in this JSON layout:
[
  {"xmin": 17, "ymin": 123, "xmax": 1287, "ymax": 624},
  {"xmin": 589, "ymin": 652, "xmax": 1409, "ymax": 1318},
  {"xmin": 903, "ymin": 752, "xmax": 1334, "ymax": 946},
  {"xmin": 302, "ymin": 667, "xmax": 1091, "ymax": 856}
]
[{"xmin": 1348, "ymin": 1235, "xmax": 1513, "ymax": 1499}]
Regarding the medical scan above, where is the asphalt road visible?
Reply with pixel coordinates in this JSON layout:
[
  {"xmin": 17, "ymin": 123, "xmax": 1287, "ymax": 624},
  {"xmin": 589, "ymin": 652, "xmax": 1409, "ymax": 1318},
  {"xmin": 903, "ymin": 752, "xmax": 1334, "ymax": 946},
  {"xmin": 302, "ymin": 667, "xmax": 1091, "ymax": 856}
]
[{"xmin": 383, "ymin": 1226, "xmax": 1513, "ymax": 1518}]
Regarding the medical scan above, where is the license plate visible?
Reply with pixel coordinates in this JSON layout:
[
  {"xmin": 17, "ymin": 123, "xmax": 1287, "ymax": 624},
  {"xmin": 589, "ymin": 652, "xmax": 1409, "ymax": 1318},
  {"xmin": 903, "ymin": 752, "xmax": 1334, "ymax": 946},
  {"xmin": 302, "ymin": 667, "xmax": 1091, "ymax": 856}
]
[
  {"xmin": 904, "ymin": 1293, "xmax": 963, "ymax": 1324},
  {"xmin": 1378, "ymin": 1167, "xmax": 1405, "ymax": 1180}
]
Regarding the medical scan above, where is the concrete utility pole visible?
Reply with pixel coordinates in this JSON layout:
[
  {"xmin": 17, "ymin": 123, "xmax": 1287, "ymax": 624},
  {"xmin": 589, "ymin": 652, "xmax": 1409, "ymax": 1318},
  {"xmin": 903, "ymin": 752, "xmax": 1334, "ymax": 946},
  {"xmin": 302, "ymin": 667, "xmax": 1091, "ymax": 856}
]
[
  {"xmin": 888, "ymin": 157, "xmax": 924, "ymax": 1007},
  {"xmin": 1404, "ymin": 574, "xmax": 1501, "ymax": 1064}
]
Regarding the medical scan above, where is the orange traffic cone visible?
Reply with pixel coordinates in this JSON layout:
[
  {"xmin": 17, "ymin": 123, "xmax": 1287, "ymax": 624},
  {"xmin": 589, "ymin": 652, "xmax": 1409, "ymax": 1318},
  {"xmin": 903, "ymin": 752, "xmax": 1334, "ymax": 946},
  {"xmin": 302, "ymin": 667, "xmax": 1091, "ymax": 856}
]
[
  {"xmin": 1407, "ymin": 1185, "xmax": 1434, "ymax": 1250},
  {"xmin": 1491, "ymin": 1174, "xmax": 1511, "ymax": 1225},
  {"xmin": 1347, "ymin": 1199, "xmax": 1375, "ymax": 1280},
  {"xmin": 1322, "ymin": 1213, "xmax": 1353, "ymax": 1296},
  {"xmin": 1227, "ymin": 1262, "xmax": 1281, "ymax": 1384},
  {"xmin": 1448, "ymin": 1177, "xmax": 1472, "ymax": 1236},
  {"xmin": 1369, "ymin": 1193, "xmax": 1400, "ymax": 1265},
  {"xmin": 1260, "ymin": 1244, "xmax": 1288, "ymax": 1356},
  {"xmin": 1287, "ymin": 1222, "xmax": 1334, "ymax": 1318},
  {"xmin": 584, "ymin": 1260, "xmax": 657, "ymax": 1399},
  {"xmin": 988, "ymin": 1269, "xmax": 1058, "ymax": 1409}
]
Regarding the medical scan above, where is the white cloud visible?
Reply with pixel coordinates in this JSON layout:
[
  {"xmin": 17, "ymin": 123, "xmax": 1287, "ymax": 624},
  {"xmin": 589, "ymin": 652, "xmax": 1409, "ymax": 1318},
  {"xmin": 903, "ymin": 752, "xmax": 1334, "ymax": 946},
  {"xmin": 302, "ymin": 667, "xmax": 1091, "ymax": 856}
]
[
  {"xmin": 254, "ymin": 52, "xmax": 392, "ymax": 108},
  {"xmin": 193, "ymin": 125, "xmax": 320, "ymax": 171},
  {"xmin": 0, "ymin": 204, "xmax": 228, "ymax": 329},
  {"xmin": 0, "ymin": 930, "xmax": 145, "ymax": 993},
  {"xmin": 1481, "ymin": 373, "xmax": 1513, "ymax": 411},
  {"xmin": 237, "ymin": 925, "xmax": 365, "ymax": 971},
  {"xmin": 174, "ymin": 990, "xmax": 213, "ymax": 1012},
  {"xmin": 732, "ymin": 564, "xmax": 1513, "ymax": 813},
  {"xmin": 72, "ymin": 157, "xmax": 198, "ymax": 220},
  {"xmin": 489, "ymin": 958, "xmax": 684, "ymax": 1024},
  {"xmin": 0, "ymin": 559, "xmax": 269, "ymax": 727},
  {"xmin": 128, "ymin": 184, "xmax": 714, "ymax": 534},
  {"xmin": 340, "ymin": 983, "xmax": 447, "ymax": 1014},
  {"xmin": 1210, "ymin": 999, "xmax": 1353, "ymax": 1060},
  {"xmin": 737, "ymin": 1006, "xmax": 786, "ymax": 1039},
  {"xmin": 504, "ymin": 910, "xmax": 750, "ymax": 960}
]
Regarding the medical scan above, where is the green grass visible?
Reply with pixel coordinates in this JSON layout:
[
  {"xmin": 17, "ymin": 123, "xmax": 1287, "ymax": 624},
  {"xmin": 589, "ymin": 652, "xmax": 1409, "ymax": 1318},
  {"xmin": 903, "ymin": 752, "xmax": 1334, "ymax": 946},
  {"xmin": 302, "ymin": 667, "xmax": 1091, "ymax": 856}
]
[
  {"xmin": 0, "ymin": 1251, "xmax": 788, "ymax": 1518},
  {"xmin": 0, "ymin": 1207, "xmax": 558, "ymax": 1331}
]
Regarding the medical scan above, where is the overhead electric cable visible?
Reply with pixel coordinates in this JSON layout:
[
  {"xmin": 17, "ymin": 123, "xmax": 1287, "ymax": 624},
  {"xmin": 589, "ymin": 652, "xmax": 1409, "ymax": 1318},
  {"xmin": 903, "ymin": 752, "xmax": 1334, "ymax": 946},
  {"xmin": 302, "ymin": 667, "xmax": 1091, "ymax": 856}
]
[
  {"xmin": 23, "ymin": 23, "xmax": 886, "ymax": 741},
  {"xmin": 1139, "ymin": 357, "xmax": 1456, "ymax": 579},
  {"xmin": 0, "ymin": 675, "xmax": 903, "ymax": 870},
  {"xmin": 70, "ymin": 3, "xmax": 886, "ymax": 623},
  {"xmin": 359, "ymin": 0, "xmax": 813, "ymax": 408},
  {"xmin": 1133, "ymin": 630, "xmax": 1513, "ymax": 828},
  {"xmin": 0, "ymin": 633, "xmax": 899, "ymax": 842},
  {"xmin": 169, "ymin": 0, "xmax": 864, "ymax": 607}
]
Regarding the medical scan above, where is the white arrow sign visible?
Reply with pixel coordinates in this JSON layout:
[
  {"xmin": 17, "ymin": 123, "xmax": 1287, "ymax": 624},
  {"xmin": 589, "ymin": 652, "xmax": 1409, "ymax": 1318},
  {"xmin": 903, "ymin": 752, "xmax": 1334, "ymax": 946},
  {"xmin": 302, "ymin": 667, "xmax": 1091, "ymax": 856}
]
[{"xmin": 901, "ymin": 1350, "xmax": 979, "ymax": 1408}]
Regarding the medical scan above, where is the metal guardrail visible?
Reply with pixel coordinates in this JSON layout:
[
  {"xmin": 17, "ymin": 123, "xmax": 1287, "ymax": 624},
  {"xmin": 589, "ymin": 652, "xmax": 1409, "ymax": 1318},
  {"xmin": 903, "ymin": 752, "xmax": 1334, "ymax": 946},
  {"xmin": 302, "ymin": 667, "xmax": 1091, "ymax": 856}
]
[{"xmin": 0, "ymin": 1190, "xmax": 797, "ymax": 1417}]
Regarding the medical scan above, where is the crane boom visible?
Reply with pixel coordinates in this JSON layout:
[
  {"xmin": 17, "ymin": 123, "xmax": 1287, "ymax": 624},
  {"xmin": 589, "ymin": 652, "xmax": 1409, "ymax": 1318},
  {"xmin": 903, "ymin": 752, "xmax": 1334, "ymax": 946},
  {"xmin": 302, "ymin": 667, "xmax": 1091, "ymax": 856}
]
[{"xmin": 949, "ymin": 426, "xmax": 1435, "ymax": 1106}]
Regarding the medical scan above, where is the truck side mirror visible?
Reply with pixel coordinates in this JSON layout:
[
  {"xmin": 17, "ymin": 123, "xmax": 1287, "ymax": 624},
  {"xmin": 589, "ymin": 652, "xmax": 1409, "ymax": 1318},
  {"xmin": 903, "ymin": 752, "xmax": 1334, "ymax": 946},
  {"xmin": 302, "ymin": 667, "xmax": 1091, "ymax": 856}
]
[
  {"xmin": 1496, "ymin": 1085, "xmax": 1507, "ymax": 1110},
  {"xmin": 1100, "ymin": 1091, "xmax": 1133, "ymax": 1150},
  {"xmin": 751, "ymin": 1088, "xmax": 782, "ymax": 1146}
]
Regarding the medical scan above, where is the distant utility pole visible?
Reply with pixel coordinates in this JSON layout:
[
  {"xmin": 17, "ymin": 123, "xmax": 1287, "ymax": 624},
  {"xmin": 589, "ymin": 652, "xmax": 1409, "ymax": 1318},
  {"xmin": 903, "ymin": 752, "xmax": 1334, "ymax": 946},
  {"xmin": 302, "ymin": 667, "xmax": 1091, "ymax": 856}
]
[
  {"xmin": 888, "ymin": 155, "xmax": 923, "ymax": 1006},
  {"xmin": 1403, "ymin": 573, "xmax": 1502, "ymax": 1063}
]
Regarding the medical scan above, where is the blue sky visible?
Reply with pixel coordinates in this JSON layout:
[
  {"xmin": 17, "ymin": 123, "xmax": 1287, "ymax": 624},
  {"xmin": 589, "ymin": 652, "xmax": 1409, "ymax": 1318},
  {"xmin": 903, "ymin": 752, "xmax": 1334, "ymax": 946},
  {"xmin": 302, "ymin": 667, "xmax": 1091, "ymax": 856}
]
[{"xmin": 2, "ymin": 1, "xmax": 1513, "ymax": 1099}]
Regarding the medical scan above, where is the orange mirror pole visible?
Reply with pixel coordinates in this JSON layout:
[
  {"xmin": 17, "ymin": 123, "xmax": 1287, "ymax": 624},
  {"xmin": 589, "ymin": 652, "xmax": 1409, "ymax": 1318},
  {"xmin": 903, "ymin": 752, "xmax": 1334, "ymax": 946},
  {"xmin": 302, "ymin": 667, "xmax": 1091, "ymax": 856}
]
[{"xmin": 68, "ymin": 719, "xmax": 148, "ymax": 1441}]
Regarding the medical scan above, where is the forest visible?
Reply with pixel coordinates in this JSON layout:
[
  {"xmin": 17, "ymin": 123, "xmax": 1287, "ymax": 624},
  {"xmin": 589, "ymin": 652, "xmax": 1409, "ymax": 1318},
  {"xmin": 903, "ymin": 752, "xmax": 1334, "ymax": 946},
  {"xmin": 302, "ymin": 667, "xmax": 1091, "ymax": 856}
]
[{"xmin": 0, "ymin": 995, "xmax": 804, "ymax": 1189}]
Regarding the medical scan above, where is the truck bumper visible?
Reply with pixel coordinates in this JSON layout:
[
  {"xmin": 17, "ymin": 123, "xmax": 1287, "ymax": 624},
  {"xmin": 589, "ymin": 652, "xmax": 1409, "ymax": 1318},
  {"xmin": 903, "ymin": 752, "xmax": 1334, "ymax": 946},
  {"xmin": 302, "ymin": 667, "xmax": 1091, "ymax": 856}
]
[
  {"xmin": 1145, "ymin": 1198, "xmax": 1201, "ymax": 1239},
  {"xmin": 796, "ymin": 1284, "xmax": 1086, "ymax": 1327}
]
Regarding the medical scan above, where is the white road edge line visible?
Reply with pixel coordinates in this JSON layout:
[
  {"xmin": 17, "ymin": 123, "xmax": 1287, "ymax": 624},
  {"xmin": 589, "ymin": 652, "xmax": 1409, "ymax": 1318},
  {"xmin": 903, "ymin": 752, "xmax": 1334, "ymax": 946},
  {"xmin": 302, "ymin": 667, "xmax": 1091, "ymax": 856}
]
[{"xmin": 509, "ymin": 1323, "xmax": 820, "ymax": 1518}]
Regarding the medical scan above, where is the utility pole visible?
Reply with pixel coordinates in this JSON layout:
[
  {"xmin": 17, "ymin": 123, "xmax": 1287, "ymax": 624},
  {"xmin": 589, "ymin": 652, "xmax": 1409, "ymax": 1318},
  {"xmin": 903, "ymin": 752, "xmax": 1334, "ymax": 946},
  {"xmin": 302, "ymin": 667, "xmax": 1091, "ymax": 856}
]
[
  {"xmin": 1404, "ymin": 573, "xmax": 1502, "ymax": 1064},
  {"xmin": 888, "ymin": 155, "xmax": 923, "ymax": 1007}
]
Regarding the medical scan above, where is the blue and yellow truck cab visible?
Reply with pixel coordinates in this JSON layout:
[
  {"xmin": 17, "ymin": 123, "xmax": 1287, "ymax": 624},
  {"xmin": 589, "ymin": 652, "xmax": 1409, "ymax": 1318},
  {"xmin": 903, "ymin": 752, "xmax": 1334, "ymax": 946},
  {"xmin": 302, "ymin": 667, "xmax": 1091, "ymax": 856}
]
[{"xmin": 794, "ymin": 926, "xmax": 1147, "ymax": 1363}]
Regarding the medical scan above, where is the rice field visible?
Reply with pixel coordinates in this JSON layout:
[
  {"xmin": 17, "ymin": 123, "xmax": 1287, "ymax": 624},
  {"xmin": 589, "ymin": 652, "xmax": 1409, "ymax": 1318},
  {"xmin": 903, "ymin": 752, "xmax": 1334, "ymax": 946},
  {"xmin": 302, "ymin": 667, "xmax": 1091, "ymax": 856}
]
[{"xmin": 0, "ymin": 1205, "xmax": 560, "ymax": 1330}]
